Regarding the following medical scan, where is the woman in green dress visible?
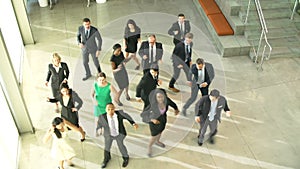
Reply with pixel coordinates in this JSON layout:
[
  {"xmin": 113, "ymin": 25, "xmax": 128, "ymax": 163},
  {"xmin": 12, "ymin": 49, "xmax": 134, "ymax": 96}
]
[{"xmin": 91, "ymin": 72, "xmax": 117, "ymax": 136}]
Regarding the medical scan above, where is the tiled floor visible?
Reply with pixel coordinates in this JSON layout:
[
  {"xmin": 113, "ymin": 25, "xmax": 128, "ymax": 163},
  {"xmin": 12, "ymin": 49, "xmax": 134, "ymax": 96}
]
[{"xmin": 20, "ymin": 0, "xmax": 300, "ymax": 169}]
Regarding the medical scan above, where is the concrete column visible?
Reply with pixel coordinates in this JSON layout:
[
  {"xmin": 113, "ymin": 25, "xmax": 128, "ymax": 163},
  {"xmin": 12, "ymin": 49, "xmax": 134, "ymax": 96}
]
[
  {"xmin": 11, "ymin": 0, "xmax": 35, "ymax": 44},
  {"xmin": 0, "ymin": 29, "xmax": 34, "ymax": 134}
]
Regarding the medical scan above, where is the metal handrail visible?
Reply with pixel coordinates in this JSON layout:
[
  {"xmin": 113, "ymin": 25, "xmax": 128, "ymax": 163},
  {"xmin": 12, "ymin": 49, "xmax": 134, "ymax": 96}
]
[
  {"xmin": 244, "ymin": 0, "xmax": 272, "ymax": 71},
  {"xmin": 290, "ymin": 0, "xmax": 300, "ymax": 20}
]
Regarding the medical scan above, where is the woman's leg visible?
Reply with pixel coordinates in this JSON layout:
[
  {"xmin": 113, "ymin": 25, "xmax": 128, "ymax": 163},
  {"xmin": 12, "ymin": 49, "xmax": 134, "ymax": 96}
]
[
  {"xmin": 148, "ymin": 135, "xmax": 159, "ymax": 156},
  {"xmin": 63, "ymin": 119, "xmax": 85, "ymax": 141},
  {"xmin": 59, "ymin": 160, "xmax": 64, "ymax": 169},
  {"xmin": 124, "ymin": 86, "xmax": 130, "ymax": 100},
  {"xmin": 155, "ymin": 133, "xmax": 165, "ymax": 147}
]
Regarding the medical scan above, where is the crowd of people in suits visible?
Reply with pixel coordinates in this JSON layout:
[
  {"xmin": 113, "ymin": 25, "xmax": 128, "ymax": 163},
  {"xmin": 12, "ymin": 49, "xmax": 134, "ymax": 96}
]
[{"xmin": 43, "ymin": 14, "xmax": 232, "ymax": 169}]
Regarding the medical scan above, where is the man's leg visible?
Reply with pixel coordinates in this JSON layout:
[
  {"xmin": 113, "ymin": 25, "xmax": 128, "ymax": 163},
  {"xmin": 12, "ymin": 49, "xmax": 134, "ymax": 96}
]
[
  {"xmin": 82, "ymin": 50, "xmax": 91, "ymax": 80},
  {"xmin": 198, "ymin": 119, "xmax": 209, "ymax": 146},
  {"xmin": 182, "ymin": 83, "xmax": 199, "ymax": 116},
  {"xmin": 169, "ymin": 66, "xmax": 180, "ymax": 92},
  {"xmin": 102, "ymin": 136, "xmax": 113, "ymax": 168},
  {"xmin": 208, "ymin": 119, "xmax": 218, "ymax": 144},
  {"xmin": 116, "ymin": 135, "xmax": 129, "ymax": 167},
  {"xmin": 91, "ymin": 52, "xmax": 101, "ymax": 73}
]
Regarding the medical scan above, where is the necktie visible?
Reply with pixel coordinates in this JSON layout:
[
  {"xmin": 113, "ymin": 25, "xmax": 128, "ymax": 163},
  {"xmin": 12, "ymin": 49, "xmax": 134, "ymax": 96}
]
[
  {"xmin": 180, "ymin": 23, "xmax": 184, "ymax": 39},
  {"xmin": 150, "ymin": 46, "xmax": 154, "ymax": 63},
  {"xmin": 85, "ymin": 30, "xmax": 89, "ymax": 39},
  {"xmin": 110, "ymin": 118, "xmax": 118, "ymax": 136}
]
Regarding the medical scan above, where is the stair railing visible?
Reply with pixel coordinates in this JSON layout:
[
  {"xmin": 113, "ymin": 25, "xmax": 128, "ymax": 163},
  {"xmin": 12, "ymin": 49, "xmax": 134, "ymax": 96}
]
[
  {"xmin": 290, "ymin": 0, "xmax": 300, "ymax": 20},
  {"xmin": 244, "ymin": 0, "xmax": 272, "ymax": 71}
]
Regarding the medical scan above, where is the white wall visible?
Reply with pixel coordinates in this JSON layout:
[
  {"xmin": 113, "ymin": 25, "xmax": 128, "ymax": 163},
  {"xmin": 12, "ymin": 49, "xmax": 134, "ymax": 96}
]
[
  {"xmin": 0, "ymin": 84, "xmax": 20, "ymax": 169},
  {"xmin": 0, "ymin": 0, "xmax": 25, "ymax": 82}
]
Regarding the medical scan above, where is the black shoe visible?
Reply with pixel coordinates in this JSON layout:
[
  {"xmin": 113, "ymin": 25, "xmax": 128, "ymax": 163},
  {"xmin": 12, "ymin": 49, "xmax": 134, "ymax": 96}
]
[
  {"xmin": 82, "ymin": 75, "xmax": 92, "ymax": 81},
  {"xmin": 198, "ymin": 141, "xmax": 203, "ymax": 146},
  {"xmin": 101, "ymin": 161, "xmax": 108, "ymax": 168},
  {"xmin": 209, "ymin": 137, "xmax": 215, "ymax": 144},
  {"xmin": 122, "ymin": 159, "xmax": 129, "ymax": 167},
  {"xmin": 101, "ymin": 162, "xmax": 107, "ymax": 168}
]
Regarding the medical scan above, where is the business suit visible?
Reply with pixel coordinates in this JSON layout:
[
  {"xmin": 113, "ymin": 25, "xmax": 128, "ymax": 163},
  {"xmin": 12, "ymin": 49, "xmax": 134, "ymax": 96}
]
[
  {"xmin": 138, "ymin": 41, "xmax": 163, "ymax": 74},
  {"xmin": 169, "ymin": 41, "xmax": 193, "ymax": 88},
  {"xmin": 183, "ymin": 62, "xmax": 215, "ymax": 110},
  {"xmin": 77, "ymin": 25, "xmax": 102, "ymax": 77},
  {"xmin": 195, "ymin": 95, "xmax": 230, "ymax": 144},
  {"xmin": 97, "ymin": 110, "xmax": 136, "ymax": 162},
  {"xmin": 168, "ymin": 20, "xmax": 191, "ymax": 45},
  {"xmin": 49, "ymin": 89, "xmax": 83, "ymax": 127},
  {"xmin": 46, "ymin": 62, "xmax": 69, "ymax": 98},
  {"xmin": 136, "ymin": 71, "xmax": 159, "ymax": 110}
]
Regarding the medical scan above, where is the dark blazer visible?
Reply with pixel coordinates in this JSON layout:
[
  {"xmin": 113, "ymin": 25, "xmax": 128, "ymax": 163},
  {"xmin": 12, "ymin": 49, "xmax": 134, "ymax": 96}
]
[
  {"xmin": 195, "ymin": 95, "xmax": 230, "ymax": 123},
  {"xmin": 138, "ymin": 41, "xmax": 163, "ymax": 70},
  {"xmin": 46, "ymin": 62, "xmax": 69, "ymax": 89},
  {"xmin": 49, "ymin": 89, "xmax": 83, "ymax": 126},
  {"xmin": 136, "ymin": 71, "xmax": 159, "ymax": 101},
  {"xmin": 168, "ymin": 20, "xmax": 191, "ymax": 41},
  {"xmin": 77, "ymin": 25, "xmax": 102, "ymax": 53},
  {"xmin": 97, "ymin": 110, "xmax": 136, "ymax": 137},
  {"xmin": 188, "ymin": 62, "xmax": 215, "ymax": 85},
  {"xmin": 171, "ymin": 41, "xmax": 193, "ymax": 66}
]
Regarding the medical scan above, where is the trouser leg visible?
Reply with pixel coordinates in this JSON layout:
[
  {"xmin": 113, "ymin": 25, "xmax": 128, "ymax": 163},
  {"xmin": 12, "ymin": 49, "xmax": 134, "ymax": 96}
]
[
  {"xmin": 183, "ymin": 83, "xmax": 199, "ymax": 110},
  {"xmin": 91, "ymin": 52, "xmax": 101, "ymax": 73},
  {"xmin": 82, "ymin": 51, "xmax": 91, "ymax": 76},
  {"xmin": 169, "ymin": 66, "xmax": 180, "ymax": 88},
  {"xmin": 116, "ymin": 135, "xmax": 129, "ymax": 158},
  {"xmin": 104, "ymin": 136, "xmax": 113, "ymax": 161},
  {"xmin": 198, "ymin": 119, "xmax": 209, "ymax": 144}
]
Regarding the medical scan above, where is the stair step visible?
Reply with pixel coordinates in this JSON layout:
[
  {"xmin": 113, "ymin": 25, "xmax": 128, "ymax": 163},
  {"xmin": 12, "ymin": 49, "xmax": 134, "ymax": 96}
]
[
  {"xmin": 245, "ymin": 18, "xmax": 297, "ymax": 30},
  {"xmin": 245, "ymin": 27, "xmax": 298, "ymax": 39}
]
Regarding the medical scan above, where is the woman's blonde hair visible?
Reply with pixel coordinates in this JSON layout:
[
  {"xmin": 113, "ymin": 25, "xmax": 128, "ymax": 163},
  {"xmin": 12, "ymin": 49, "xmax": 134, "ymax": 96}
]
[{"xmin": 52, "ymin": 53, "xmax": 61, "ymax": 61}]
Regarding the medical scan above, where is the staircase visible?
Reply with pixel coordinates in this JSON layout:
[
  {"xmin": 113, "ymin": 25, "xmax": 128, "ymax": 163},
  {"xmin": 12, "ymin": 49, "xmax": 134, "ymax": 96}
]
[
  {"xmin": 239, "ymin": 0, "xmax": 300, "ymax": 59},
  {"xmin": 193, "ymin": 0, "xmax": 300, "ymax": 58}
]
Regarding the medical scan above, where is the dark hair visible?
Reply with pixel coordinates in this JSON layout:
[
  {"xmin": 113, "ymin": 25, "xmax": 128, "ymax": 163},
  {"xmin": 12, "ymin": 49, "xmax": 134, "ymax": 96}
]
[
  {"xmin": 150, "ymin": 64, "xmax": 159, "ymax": 72},
  {"xmin": 52, "ymin": 117, "xmax": 63, "ymax": 138},
  {"xmin": 113, "ymin": 43, "xmax": 121, "ymax": 51},
  {"xmin": 106, "ymin": 102, "xmax": 114, "ymax": 106},
  {"xmin": 148, "ymin": 34, "xmax": 156, "ymax": 39},
  {"xmin": 196, "ymin": 58, "xmax": 204, "ymax": 65},
  {"xmin": 185, "ymin": 32, "xmax": 193, "ymax": 39},
  {"xmin": 149, "ymin": 88, "xmax": 167, "ymax": 109},
  {"xmin": 83, "ymin": 18, "xmax": 90, "ymax": 23},
  {"xmin": 60, "ymin": 82, "xmax": 69, "ymax": 91},
  {"xmin": 124, "ymin": 19, "xmax": 140, "ymax": 37},
  {"xmin": 210, "ymin": 89, "xmax": 220, "ymax": 97},
  {"xmin": 96, "ymin": 72, "xmax": 106, "ymax": 79},
  {"xmin": 178, "ymin": 13, "xmax": 185, "ymax": 17},
  {"xmin": 126, "ymin": 19, "xmax": 137, "ymax": 28}
]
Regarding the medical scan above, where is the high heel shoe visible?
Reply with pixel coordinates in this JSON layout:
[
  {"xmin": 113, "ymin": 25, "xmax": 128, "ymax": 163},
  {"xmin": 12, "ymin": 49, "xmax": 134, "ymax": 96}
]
[
  {"xmin": 80, "ymin": 132, "xmax": 86, "ymax": 142},
  {"xmin": 126, "ymin": 95, "xmax": 131, "ymax": 101}
]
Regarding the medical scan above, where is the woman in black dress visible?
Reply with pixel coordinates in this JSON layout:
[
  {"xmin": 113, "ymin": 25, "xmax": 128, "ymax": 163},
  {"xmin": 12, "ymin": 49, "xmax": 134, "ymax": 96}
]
[
  {"xmin": 45, "ymin": 53, "xmax": 69, "ymax": 112},
  {"xmin": 110, "ymin": 43, "xmax": 130, "ymax": 106},
  {"xmin": 123, "ymin": 19, "xmax": 141, "ymax": 70},
  {"xmin": 47, "ymin": 83, "xmax": 86, "ymax": 142},
  {"xmin": 145, "ymin": 88, "xmax": 179, "ymax": 157}
]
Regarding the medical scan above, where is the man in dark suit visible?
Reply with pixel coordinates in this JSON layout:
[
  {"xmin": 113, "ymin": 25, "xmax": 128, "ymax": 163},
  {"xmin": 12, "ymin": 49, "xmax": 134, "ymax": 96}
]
[
  {"xmin": 182, "ymin": 58, "xmax": 215, "ymax": 116},
  {"xmin": 195, "ymin": 89, "xmax": 231, "ymax": 146},
  {"xmin": 136, "ymin": 64, "xmax": 161, "ymax": 110},
  {"xmin": 97, "ymin": 103, "xmax": 138, "ymax": 168},
  {"xmin": 77, "ymin": 18, "xmax": 102, "ymax": 81},
  {"xmin": 168, "ymin": 33, "xmax": 193, "ymax": 93},
  {"xmin": 168, "ymin": 13, "xmax": 191, "ymax": 45},
  {"xmin": 138, "ymin": 34, "xmax": 163, "ymax": 74}
]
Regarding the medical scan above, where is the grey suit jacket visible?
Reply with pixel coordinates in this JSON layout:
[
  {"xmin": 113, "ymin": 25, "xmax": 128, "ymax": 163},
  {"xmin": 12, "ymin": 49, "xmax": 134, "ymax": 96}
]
[
  {"xmin": 195, "ymin": 95, "xmax": 230, "ymax": 123},
  {"xmin": 77, "ymin": 25, "xmax": 102, "ymax": 53}
]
